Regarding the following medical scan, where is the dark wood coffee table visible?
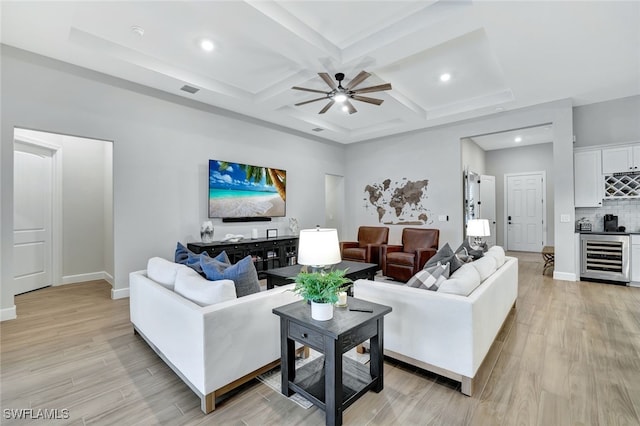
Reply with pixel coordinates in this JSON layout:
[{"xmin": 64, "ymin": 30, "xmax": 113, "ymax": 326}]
[{"xmin": 264, "ymin": 261, "xmax": 378, "ymax": 290}]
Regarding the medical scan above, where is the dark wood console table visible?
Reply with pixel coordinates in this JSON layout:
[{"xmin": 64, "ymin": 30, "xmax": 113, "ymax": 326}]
[
  {"xmin": 273, "ymin": 298, "xmax": 392, "ymax": 426},
  {"xmin": 188, "ymin": 236, "xmax": 298, "ymax": 279}
]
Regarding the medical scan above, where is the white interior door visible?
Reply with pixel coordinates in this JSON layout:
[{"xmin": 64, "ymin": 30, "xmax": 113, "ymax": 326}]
[
  {"xmin": 14, "ymin": 142, "xmax": 54, "ymax": 294},
  {"xmin": 506, "ymin": 173, "xmax": 544, "ymax": 252},
  {"xmin": 479, "ymin": 175, "xmax": 496, "ymax": 247}
]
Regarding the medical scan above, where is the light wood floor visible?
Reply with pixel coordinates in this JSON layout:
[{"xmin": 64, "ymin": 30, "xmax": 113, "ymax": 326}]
[{"xmin": 2, "ymin": 253, "xmax": 640, "ymax": 425}]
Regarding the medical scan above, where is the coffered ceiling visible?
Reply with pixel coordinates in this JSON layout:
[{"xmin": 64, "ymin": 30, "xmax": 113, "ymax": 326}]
[{"xmin": 1, "ymin": 1, "xmax": 638, "ymax": 144}]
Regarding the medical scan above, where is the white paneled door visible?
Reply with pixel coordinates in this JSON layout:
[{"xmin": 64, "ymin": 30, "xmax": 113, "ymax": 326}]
[
  {"xmin": 14, "ymin": 142, "xmax": 54, "ymax": 294},
  {"xmin": 506, "ymin": 173, "xmax": 544, "ymax": 252}
]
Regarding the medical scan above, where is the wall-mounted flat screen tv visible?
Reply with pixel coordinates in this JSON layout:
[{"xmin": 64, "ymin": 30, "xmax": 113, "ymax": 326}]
[{"xmin": 208, "ymin": 159, "xmax": 286, "ymax": 219}]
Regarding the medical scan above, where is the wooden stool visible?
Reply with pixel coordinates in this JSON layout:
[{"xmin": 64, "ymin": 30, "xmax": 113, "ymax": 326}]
[{"xmin": 542, "ymin": 246, "xmax": 554, "ymax": 275}]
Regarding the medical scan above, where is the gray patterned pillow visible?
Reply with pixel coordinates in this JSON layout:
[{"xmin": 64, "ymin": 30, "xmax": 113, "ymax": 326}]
[{"xmin": 406, "ymin": 262, "xmax": 450, "ymax": 291}]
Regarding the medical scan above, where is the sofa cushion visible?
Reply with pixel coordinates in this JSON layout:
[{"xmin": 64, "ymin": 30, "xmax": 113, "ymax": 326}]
[
  {"xmin": 437, "ymin": 263, "xmax": 481, "ymax": 296},
  {"xmin": 174, "ymin": 267, "xmax": 236, "ymax": 307},
  {"xmin": 387, "ymin": 251, "xmax": 416, "ymax": 266},
  {"xmin": 147, "ymin": 257, "xmax": 189, "ymax": 290},
  {"xmin": 200, "ymin": 254, "xmax": 261, "ymax": 297},
  {"xmin": 485, "ymin": 245, "xmax": 506, "ymax": 267},
  {"xmin": 470, "ymin": 255, "xmax": 497, "ymax": 282},
  {"xmin": 424, "ymin": 243, "xmax": 463, "ymax": 274},
  {"xmin": 406, "ymin": 262, "xmax": 450, "ymax": 291}
]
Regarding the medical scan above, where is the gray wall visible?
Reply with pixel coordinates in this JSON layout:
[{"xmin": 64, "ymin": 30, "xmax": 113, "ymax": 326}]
[
  {"xmin": 1, "ymin": 46, "xmax": 345, "ymax": 313},
  {"xmin": 461, "ymin": 138, "xmax": 486, "ymax": 175},
  {"xmin": 485, "ymin": 142, "xmax": 555, "ymax": 246},
  {"xmin": 59, "ymin": 133, "xmax": 110, "ymax": 278},
  {"xmin": 574, "ymin": 95, "xmax": 640, "ymax": 147}
]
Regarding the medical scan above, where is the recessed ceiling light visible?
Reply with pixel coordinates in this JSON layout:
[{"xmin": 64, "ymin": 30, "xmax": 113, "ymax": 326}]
[
  {"xmin": 341, "ymin": 105, "xmax": 349, "ymax": 112},
  {"xmin": 440, "ymin": 73, "xmax": 451, "ymax": 82},
  {"xmin": 514, "ymin": 136, "xmax": 522, "ymax": 143},
  {"xmin": 131, "ymin": 26, "xmax": 145, "ymax": 37},
  {"xmin": 200, "ymin": 39, "xmax": 214, "ymax": 52}
]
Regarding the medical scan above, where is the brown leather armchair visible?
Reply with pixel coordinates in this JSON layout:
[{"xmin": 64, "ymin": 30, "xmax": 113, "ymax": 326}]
[
  {"xmin": 340, "ymin": 226, "xmax": 389, "ymax": 270},
  {"xmin": 382, "ymin": 228, "xmax": 440, "ymax": 282}
]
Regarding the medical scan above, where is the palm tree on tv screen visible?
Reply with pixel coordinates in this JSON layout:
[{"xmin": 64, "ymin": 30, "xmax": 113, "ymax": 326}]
[{"xmin": 218, "ymin": 162, "xmax": 286, "ymax": 201}]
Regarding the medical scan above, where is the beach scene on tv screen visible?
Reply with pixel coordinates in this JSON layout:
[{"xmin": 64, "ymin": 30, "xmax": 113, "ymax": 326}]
[{"xmin": 209, "ymin": 160, "xmax": 286, "ymax": 218}]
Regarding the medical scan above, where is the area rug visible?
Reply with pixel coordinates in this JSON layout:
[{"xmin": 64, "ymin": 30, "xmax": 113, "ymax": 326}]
[{"xmin": 257, "ymin": 348, "xmax": 370, "ymax": 409}]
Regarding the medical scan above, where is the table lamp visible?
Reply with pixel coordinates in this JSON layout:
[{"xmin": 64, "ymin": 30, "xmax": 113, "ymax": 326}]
[
  {"xmin": 466, "ymin": 219, "xmax": 490, "ymax": 247},
  {"xmin": 297, "ymin": 227, "xmax": 341, "ymax": 273}
]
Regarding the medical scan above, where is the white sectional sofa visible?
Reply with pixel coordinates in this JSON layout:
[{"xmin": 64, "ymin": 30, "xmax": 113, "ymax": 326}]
[
  {"xmin": 354, "ymin": 252, "xmax": 518, "ymax": 396},
  {"xmin": 129, "ymin": 258, "xmax": 301, "ymax": 413}
]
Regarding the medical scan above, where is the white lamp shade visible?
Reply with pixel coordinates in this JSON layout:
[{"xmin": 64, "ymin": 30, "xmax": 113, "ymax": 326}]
[
  {"xmin": 297, "ymin": 228, "xmax": 341, "ymax": 266},
  {"xmin": 466, "ymin": 219, "xmax": 490, "ymax": 237}
]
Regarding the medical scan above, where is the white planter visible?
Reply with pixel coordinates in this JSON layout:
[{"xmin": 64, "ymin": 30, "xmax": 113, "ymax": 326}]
[{"xmin": 310, "ymin": 301, "xmax": 333, "ymax": 321}]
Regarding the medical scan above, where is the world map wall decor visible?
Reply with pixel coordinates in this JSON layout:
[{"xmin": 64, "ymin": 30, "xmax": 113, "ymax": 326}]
[{"xmin": 363, "ymin": 178, "xmax": 432, "ymax": 225}]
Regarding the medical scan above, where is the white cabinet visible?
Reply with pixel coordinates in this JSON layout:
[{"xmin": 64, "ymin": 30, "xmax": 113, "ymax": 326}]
[
  {"xmin": 602, "ymin": 145, "xmax": 640, "ymax": 174},
  {"xmin": 574, "ymin": 150, "xmax": 603, "ymax": 207},
  {"xmin": 632, "ymin": 235, "xmax": 640, "ymax": 286}
]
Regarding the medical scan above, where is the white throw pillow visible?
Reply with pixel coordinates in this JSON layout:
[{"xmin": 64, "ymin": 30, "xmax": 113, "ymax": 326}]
[
  {"xmin": 486, "ymin": 245, "xmax": 506, "ymax": 267},
  {"xmin": 174, "ymin": 267, "xmax": 237, "ymax": 307},
  {"xmin": 147, "ymin": 257, "xmax": 187, "ymax": 290},
  {"xmin": 437, "ymin": 263, "xmax": 481, "ymax": 296},
  {"xmin": 471, "ymin": 255, "xmax": 497, "ymax": 282}
]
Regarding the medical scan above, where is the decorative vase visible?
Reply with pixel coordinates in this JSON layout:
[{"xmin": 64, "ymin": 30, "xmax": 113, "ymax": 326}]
[
  {"xmin": 200, "ymin": 221, "xmax": 214, "ymax": 243},
  {"xmin": 310, "ymin": 300, "xmax": 333, "ymax": 321}
]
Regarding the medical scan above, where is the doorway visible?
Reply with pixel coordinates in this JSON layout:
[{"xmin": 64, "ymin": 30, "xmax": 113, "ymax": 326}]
[
  {"xmin": 13, "ymin": 128, "xmax": 114, "ymax": 297},
  {"xmin": 325, "ymin": 174, "xmax": 345, "ymax": 237},
  {"xmin": 505, "ymin": 172, "xmax": 545, "ymax": 252}
]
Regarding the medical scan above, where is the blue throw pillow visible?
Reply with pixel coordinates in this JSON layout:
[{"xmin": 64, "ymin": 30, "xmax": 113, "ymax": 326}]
[
  {"xmin": 175, "ymin": 242, "xmax": 208, "ymax": 274},
  {"xmin": 175, "ymin": 243, "xmax": 230, "ymax": 275},
  {"xmin": 201, "ymin": 254, "xmax": 260, "ymax": 297}
]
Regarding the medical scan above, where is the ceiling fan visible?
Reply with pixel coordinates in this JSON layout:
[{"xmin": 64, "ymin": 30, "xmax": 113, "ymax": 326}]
[{"xmin": 292, "ymin": 71, "xmax": 392, "ymax": 114}]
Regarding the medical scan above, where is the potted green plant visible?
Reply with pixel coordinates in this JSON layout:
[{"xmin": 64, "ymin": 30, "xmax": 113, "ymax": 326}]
[{"xmin": 292, "ymin": 269, "xmax": 352, "ymax": 321}]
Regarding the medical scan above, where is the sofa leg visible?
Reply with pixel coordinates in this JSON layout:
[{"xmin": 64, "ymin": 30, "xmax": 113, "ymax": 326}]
[
  {"xmin": 461, "ymin": 376, "xmax": 473, "ymax": 396},
  {"xmin": 202, "ymin": 392, "xmax": 215, "ymax": 414}
]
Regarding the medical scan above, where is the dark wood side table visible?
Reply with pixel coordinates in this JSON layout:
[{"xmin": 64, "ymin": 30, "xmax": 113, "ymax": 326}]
[
  {"xmin": 264, "ymin": 260, "xmax": 378, "ymax": 290},
  {"xmin": 273, "ymin": 298, "xmax": 392, "ymax": 426}
]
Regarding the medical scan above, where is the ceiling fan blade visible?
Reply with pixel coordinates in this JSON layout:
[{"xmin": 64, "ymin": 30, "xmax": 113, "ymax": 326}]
[
  {"xmin": 292, "ymin": 86, "xmax": 329, "ymax": 94},
  {"xmin": 318, "ymin": 100, "xmax": 335, "ymax": 114},
  {"xmin": 318, "ymin": 73, "xmax": 337, "ymax": 90},
  {"xmin": 344, "ymin": 99, "xmax": 357, "ymax": 114},
  {"xmin": 295, "ymin": 96, "xmax": 328, "ymax": 106},
  {"xmin": 351, "ymin": 83, "xmax": 392, "ymax": 94},
  {"xmin": 352, "ymin": 95, "xmax": 384, "ymax": 105},
  {"xmin": 346, "ymin": 71, "xmax": 371, "ymax": 90}
]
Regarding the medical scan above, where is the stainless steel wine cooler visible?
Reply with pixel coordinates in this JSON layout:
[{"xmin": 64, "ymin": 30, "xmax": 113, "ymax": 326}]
[{"xmin": 580, "ymin": 233, "xmax": 630, "ymax": 283}]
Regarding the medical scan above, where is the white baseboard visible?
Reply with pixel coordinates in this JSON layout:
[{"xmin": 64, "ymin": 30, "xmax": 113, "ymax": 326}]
[
  {"xmin": 111, "ymin": 287, "xmax": 129, "ymax": 299},
  {"xmin": 553, "ymin": 271, "xmax": 577, "ymax": 281},
  {"xmin": 1, "ymin": 305, "xmax": 17, "ymax": 322},
  {"xmin": 60, "ymin": 271, "xmax": 113, "ymax": 285}
]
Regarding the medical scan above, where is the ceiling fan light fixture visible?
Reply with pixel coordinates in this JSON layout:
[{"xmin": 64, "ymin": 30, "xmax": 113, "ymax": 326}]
[
  {"xmin": 333, "ymin": 93, "xmax": 347, "ymax": 103},
  {"xmin": 341, "ymin": 105, "xmax": 349, "ymax": 112}
]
